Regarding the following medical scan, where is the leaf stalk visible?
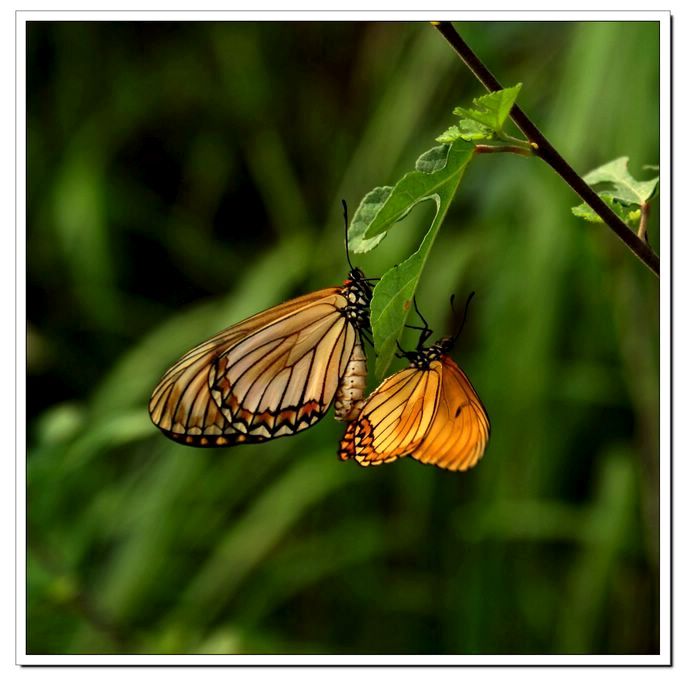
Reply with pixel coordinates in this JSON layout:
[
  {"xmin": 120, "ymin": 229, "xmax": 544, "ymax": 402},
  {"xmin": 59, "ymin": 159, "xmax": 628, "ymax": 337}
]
[
  {"xmin": 475, "ymin": 143, "xmax": 533, "ymax": 157},
  {"xmin": 638, "ymin": 203, "xmax": 650, "ymax": 243}
]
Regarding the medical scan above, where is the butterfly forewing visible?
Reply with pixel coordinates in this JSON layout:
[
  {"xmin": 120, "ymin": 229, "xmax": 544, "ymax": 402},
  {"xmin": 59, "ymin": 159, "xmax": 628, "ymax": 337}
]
[
  {"xmin": 210, "ymin": 296, "xmax": 354, "ymax": 436},
  {"xmin": 339, "ymin": 366, "xmax": 441, "ymax": 466}
]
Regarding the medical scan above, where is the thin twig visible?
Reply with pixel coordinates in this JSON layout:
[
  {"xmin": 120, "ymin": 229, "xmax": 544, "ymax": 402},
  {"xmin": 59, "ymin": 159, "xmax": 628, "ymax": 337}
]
[
  {"xmin": 432, "ymin": 21, "xmax": 659, "ymax": 278},
  {"xmin": 638, "ymin": 203, "xmax": 650, "ymax": 243},
  {"xmin": 475, "ymin": 144, "xmax": 533, "ymax": 157}
]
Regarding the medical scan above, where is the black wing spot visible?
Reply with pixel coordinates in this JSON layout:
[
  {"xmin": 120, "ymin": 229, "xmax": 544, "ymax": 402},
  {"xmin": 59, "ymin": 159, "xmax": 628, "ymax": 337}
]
[{"xmin": 454, "ymin": 402, "xmax": 469, "ymax": 418}]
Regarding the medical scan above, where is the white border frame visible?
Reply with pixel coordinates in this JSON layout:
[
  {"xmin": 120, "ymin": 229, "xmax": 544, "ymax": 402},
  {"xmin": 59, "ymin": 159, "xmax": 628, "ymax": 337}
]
[{"xmin": 15, "ymin": 9, "xmax": 672, "ymax": 667}]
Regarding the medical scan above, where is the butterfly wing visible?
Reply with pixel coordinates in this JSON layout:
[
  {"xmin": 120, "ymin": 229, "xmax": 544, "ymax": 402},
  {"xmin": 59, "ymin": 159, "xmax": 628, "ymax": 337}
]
[
  {"xmin": 338, "ymin": 365, "xmax": 441, "ymax": 466},
  {"xmin": 149, "ymin": 287, "xmax": 356, "ymax": 446},
  {"xmin": 411, "ymin": 357, "xmax": 490, "ymax": 471}
]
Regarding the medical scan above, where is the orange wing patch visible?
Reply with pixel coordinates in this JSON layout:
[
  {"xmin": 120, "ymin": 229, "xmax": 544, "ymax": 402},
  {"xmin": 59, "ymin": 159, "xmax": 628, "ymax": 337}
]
[{"xmin": 411, "ymin": 358, "xmax": 490, "ymax": 471}]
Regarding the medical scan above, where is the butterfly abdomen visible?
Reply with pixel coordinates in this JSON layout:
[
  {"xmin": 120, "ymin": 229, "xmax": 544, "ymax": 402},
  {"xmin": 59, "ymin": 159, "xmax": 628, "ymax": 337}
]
[{"xmin": 334, "ymin": 339, "xmax": 367, "ymax": 422}]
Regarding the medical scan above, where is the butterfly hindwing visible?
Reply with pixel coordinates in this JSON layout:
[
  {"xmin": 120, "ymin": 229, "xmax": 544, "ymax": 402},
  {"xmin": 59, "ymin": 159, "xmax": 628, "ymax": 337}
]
[{"xmin": 411, "ymin": 357, "xmax": 490, "ymax": 471}]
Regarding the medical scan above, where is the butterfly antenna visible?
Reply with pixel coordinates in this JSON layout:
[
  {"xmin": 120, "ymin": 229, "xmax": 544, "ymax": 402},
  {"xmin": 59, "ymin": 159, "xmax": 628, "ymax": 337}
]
[
  {"xmin": 342, "ymin": 199, "xmax": 354, "ymax": 271},
  {"xmin": 412, "ymin": 296, "xmax": 433, "ymax": 348},
  {"xmin": 413, "ymin": 297, "xmax": 430, "ymax": 330},
  {"xmin": 451, "ymin": 291, "xmax": 476, "ymax": 344}
]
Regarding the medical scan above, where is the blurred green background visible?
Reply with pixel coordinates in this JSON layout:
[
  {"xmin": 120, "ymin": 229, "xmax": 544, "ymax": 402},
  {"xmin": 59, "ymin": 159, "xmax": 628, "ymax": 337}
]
[{"xmin": 27, "ymin": 21, "xmax": 660, "ymax": 655}]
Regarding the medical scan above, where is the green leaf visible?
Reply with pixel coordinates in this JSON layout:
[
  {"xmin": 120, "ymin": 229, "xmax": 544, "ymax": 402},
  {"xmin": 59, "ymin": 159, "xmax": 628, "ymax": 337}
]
[
  {"xmin": 457, "ymin": 118, "xmax": 496, "ymax": 141},
  {"xmin": 571, "ymin": 192, "xmax": 642, "ymax": 226},
  {"xmin": 352, "ymin": 144, "xmax": 467, "ymax": 251},
  {"xmin": 436, "ymin": 120, "xmax": 494, "ymax": 144},
  {"xmin": 369, "ymin": 142, "xmax": 474, "ymax": 377},
  {"xmin": 414, "ymin": 145, "xmax": 450, "ymax": 173},
  {"xmin": 348, "ymin": 186, "xmax": 393, "ymax": 253},
  {"xmin": 573, "ymin": 157, "xmax": 658, "ymax": 227},
  {"xmin": 435, "ymin": 125, "xmax": 463, "ymax": 144},
  {"xmin": 582, "ymin": 157, "xmax": 658, "ymax": 205},
  {"xmin": 571, "ymin": 202, "xmax": 604, "ymax": 224},
  {"xmin": 453, "ymin": 83, "xmax": 522, "ymax": 136}
]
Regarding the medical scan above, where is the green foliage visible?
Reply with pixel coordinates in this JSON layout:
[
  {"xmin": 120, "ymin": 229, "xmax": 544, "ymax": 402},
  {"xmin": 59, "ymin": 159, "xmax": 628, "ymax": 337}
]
[
  {"xmin": 437, "ymin": 83, "xmax": 523, "ymax": 142},
  {"xmin": 572, "ymin": 157, "xmax": 659, "ymax": 225},
  {"xmin": 348, "ymin": 186, "xmax": 393, "ymax": 254},
  {"xmin": 584, "ymin": 157, "xmax": 659, "ymax": 204},
  {"xmin": 27, "ymin": 21, "xmax": 659, "ymax": 657},
  {"xmin": 572, "ymin": 192, "xmax": 643, "ymax": 226},
  {"xmin": 351, "ymin": 84, "xmax": 522, "ymax": 375},
  {"xmin": 354, "ymin": 143, "xmax": 474, "ymax": 376}
]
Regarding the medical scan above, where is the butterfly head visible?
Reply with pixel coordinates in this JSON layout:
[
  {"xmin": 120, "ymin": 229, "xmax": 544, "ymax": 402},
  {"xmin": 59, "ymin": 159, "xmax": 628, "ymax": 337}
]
[
  {"xmin": 434, "ymin": 335, "xmax": 456, "ymax": 356},
  {"xmin": 402, "ymin": 336, "xmax": 454, "ymax": 370},
  {"xmin": 347, "ymin": 267, "xmax": 369, "ymax": 289}
]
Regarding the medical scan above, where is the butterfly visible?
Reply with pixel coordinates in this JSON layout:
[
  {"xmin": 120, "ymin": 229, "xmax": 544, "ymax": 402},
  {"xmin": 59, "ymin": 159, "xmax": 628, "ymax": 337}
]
[
  {"xmin": 339, "ymin": 294, "xmax": 490, "ymax": 471},
  {"xmin": 149, "ymin": 204, "xmax": 373, "ymax": 447}
]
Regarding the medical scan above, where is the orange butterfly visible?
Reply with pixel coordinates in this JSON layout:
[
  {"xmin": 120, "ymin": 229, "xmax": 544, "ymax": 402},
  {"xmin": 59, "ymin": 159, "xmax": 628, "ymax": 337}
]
[{"xmin": 339, "ymin": 295, "xmax": 490, "ymax": 471}]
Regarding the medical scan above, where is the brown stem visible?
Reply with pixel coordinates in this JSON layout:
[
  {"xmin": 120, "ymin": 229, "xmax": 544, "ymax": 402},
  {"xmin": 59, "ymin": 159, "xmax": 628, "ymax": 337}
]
[
  {"xmin": 475, "ymin": 143, "xmax": 533, "ymax": 157},
  {"xmin": 432, "ymin": 21, "xmax": 659, "ymax": 278},
  {"xmin": 638, "ymin": 203, "xmax": 650, "ymax": 243}
]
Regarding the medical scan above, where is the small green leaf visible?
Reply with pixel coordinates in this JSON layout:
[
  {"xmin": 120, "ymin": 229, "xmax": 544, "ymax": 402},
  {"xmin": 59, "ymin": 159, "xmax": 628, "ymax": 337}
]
[
  {"xmin": 456, "ymin": 118, "xmax": 496, "ymax": 141},
  {"xmin": 437, "ymin": 119, "xmax": 495, "ymax": 144},
  {"xmin": 627, "ymin": 209, "xmax": 643, "ymax": 223},
  {"xmin": 348, "ymin": 186, "xmax": 393, "ymax": 253},
  {"xmin": 583, "ymin": 157, "xmax": 659, "ymax": 205},
  {"xmin": 571, "ymin": 192, "xmax": 642, "ymax": 226},
  {"xmin": 573, "ymin": 157, "xmax": 658, "ymax": 229},
  {"xmin": 454, "ymin": 83, "xmax": 522, "ymax": 136},
  {"xmin": 435, "ymin": 125, "xmax": 463, "ymax": 144},
  {"xmin": 370, "ymin": 256, "xmax": 424, "ymax": 377},
  {"xmin": 571, "ymin": 202, "xmax": 604, "ymax": 224},
  {"xmin": 415, "ymin": 145, "xmax": 450, "ymax": 173},
  {"xmin": 369, "ymin": 142, "xmax": 474, "ymax": 377},
  {"xmin": 360, "ymin": 144, "xmax": 463, "ymax": 244}
]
